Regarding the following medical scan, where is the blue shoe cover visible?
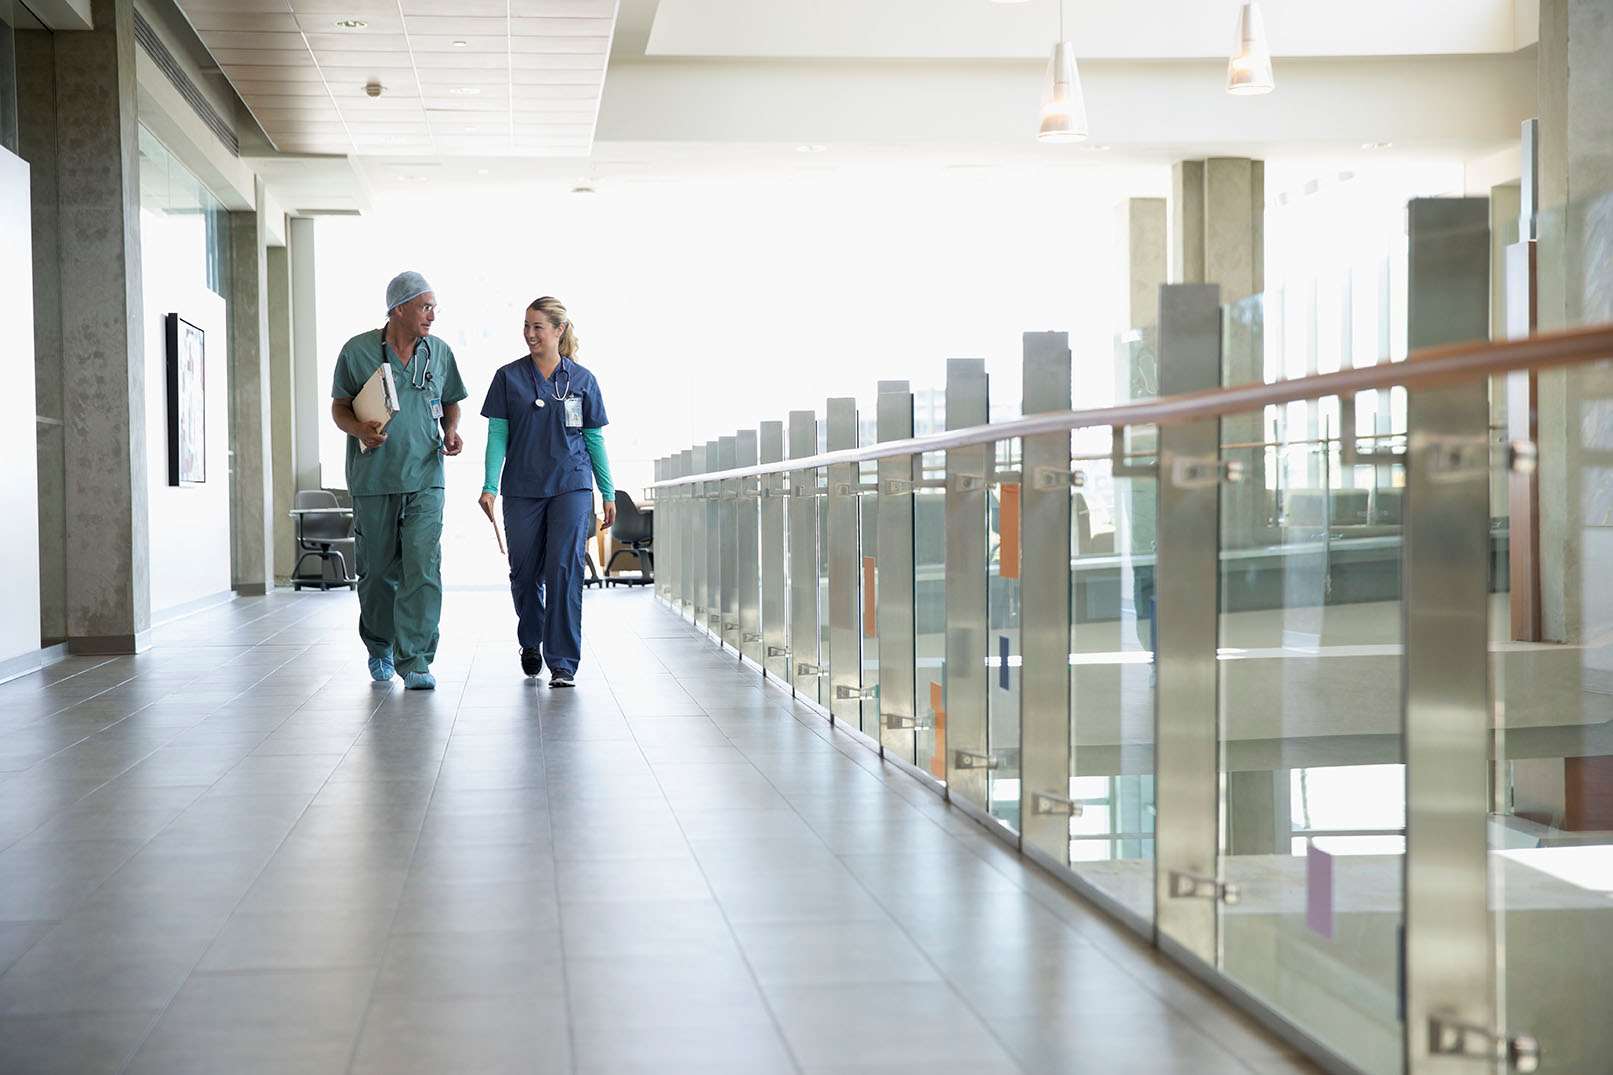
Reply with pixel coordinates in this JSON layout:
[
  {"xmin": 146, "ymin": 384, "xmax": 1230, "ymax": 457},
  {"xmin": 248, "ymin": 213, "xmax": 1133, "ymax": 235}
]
[
  {"xmin": 368, "ymin": 655, "xmax": 395, "ymax": 682},
  {"xmin": 404, "ymin": 671, "xmax": 437, "ymax": 691}
]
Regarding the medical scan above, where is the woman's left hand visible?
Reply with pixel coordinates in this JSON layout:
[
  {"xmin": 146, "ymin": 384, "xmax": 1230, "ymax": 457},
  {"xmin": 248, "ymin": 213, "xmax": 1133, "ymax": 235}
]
[{"xmin": 602, "ymin": 503, "xmax": 616, "ymax": 529}]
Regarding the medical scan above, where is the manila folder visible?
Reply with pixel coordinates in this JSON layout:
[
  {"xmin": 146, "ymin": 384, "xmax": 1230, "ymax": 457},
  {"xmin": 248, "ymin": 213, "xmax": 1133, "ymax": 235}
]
[{"xmin": 353, "ymin": 363, "xmax": 400, "ymax": 452}]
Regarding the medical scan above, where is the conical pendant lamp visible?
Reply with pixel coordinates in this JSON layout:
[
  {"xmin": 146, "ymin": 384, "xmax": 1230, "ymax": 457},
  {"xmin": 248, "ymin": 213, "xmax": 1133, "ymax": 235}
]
[
  {"xmin": 1037, "ymin": 1, "xmax": 1087, "ymax": 142},
  {"xmin": 1226, "ymin": 0, "xmax": 1275, "ymax": 95}
]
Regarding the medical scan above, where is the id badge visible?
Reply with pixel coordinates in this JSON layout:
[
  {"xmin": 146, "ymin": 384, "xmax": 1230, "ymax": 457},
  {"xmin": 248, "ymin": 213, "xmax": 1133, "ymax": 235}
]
[
  {"xmin": 430, "ymin": 398, "xmax": 443, "ymax": 420},
  {"xmin": 563, "ymin": 397, "xmax": 583, "ymax": 428}
]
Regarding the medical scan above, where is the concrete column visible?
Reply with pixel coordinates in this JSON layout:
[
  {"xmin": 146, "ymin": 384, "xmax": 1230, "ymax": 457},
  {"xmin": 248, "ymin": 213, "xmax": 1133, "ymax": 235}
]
[
  {"xmin": 1118, "ymin": 197, "xmax": 1167, "ymax": 334},
  {"xmin": 1536, "ymin": 0, "xmax": 1613, "ymax": 644},
  {"xmin": 1172, "ymin": 157, "xmax": 1268, "ymax": 546},
  {"xmin": 289, "ymin": 216, "xmax": 322, "ymax": 493},
  {"xmin": 52, "ymin": 0, "xmax": 151, "ymax": 652},
  {"xmin": 229, "ymin": 178, "xmax": 273, "ymax": 595},
  {"xmin": 18, "ymin": 27, "xmax": 65, "ymax": 646},
  {"xmin": 268, "ymin": 240, "xmax": 296, "ymax": 582}
]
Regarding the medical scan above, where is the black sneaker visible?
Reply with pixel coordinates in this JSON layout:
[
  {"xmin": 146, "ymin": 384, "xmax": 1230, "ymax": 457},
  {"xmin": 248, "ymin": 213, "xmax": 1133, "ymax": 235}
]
[
  {"xmin": 549, "ymin": 672, "xmax": 575, "ymax": 688},
  {"xmin": 520, "ymin": 647, "xmax": 543, "ymax": 677}
]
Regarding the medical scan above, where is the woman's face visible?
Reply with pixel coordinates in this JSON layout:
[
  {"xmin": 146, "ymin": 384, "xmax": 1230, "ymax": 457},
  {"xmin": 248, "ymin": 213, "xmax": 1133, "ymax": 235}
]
[{"xmin": 524, "ymin": 311, "xmax": 562, "ymax": 356}]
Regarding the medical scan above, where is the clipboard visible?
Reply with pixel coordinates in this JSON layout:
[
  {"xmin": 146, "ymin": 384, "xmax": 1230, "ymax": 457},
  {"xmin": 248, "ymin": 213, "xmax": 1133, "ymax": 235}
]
[{"xmin": 353, "ymin": 363, "xmax": 400, "ymax": 453}]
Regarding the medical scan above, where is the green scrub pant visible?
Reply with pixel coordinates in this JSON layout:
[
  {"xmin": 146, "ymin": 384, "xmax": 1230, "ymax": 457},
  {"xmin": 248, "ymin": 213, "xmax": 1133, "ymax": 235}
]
[{"xmin": 353, "ymin": 488, "xmax": 444, "ymax": 675}]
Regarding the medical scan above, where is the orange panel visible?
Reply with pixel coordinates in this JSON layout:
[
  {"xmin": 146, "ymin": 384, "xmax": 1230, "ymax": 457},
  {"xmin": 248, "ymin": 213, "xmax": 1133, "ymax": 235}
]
[
  {"xmin": 1000, "ymin": 483, "xmax": 1021, "ymax": 579},
  {"xmin": 862, "ymin": 556, "xmax": 876, "ymax": 636},
  {"xmin": 929, "ymin": 681, "xmax": 947, "ymax": 779}
]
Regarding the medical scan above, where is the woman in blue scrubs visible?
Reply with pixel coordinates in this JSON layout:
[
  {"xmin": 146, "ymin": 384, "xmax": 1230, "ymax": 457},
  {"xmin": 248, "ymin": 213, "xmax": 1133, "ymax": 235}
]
[{"xmin": 479, "ymin": 296, "xmax": 614, "ymax": 687}]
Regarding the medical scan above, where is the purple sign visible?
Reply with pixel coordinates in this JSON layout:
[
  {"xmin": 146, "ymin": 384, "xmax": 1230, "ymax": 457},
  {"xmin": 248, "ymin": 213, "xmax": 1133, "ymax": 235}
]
[{"xmin": 1306, "ymin": 843, "xmax": 1334, "ymax": 940}]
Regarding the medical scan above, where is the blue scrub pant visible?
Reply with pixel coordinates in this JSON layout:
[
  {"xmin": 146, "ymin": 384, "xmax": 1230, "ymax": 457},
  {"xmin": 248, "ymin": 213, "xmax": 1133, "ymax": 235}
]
[{"xmin": 503, "ymin": 490, "xmax": 592, "ymax": 675}]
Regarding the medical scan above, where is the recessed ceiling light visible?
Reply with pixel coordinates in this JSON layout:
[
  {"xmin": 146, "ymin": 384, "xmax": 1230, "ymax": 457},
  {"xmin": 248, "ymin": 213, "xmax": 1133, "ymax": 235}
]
[
  {"xmin": 448, "ymin": 86, "xmax": 482, "ymax": 96},
  {"xmin": 451, "ymin": 39, "xmax": 469, "ymax": 47},
  {"xmin": 795, "ymin": 144, "xmax": 827, "ymax": 153},
  {"xmin": 1361, "ymin": 141, "xmax": 1393, "ymax": 150},
  {"xmin": 476, "ymin": 168, "xmax": 490, "ymax": 175},
  {"xmin": 334, "ymin": 18, "xmax": 367, "ymax": 29},
  {"xmin": 399, "ymin": 175, "xmax": 429, "ymax": 183}
]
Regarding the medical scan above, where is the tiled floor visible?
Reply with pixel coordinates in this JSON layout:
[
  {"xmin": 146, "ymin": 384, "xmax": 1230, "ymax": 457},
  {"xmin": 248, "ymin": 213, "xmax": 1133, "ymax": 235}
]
[{"xmin": 0, "ymin": 587, "xmax": 1321, "ymax": 1074}]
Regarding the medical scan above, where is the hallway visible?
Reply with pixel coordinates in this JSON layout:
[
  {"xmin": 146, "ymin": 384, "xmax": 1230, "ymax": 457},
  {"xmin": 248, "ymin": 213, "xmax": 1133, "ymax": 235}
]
[{"xmin": 0, "ymin": 588, "xmax": 1316, "ymax": 1074}]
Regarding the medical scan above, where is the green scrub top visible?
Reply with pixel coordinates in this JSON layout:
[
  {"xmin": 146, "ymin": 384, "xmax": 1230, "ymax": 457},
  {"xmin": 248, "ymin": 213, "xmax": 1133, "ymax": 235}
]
[{"xmin": 331, "ymin": 328, "xmax": 469, "ymax": 496}]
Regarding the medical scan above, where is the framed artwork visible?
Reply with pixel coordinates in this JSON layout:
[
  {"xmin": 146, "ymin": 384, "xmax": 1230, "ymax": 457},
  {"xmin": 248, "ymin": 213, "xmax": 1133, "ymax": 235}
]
[{"xmin": 165, "ymin": 313, "xmax": 206, "ymax": 486}]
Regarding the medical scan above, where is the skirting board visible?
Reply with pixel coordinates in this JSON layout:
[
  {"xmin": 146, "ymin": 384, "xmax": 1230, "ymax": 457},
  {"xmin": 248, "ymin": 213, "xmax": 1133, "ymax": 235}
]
[{"xmin": 0, "ymin": 641, "xmax": 70, "ymax": 686}]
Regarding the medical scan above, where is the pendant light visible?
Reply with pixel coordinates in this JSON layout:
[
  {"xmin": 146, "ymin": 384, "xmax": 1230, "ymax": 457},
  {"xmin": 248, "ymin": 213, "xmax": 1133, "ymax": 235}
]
[
  {"xmin": 1226, "ymin": 0, "xmax": 1275, "ymax": 96},
  {"xmin": 1037, "ymin": 0, "xmax": 1087, "ymax": 142}
]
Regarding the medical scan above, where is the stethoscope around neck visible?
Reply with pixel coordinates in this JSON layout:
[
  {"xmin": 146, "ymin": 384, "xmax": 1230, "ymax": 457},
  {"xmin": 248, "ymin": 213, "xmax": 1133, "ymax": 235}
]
[
  {"xmin": 382, "ymin": 333, "xmax": 434, "ymax": 391},
  {"xmin": 530, "ymin": 358, "xmax": 572, "ymax": 408}
]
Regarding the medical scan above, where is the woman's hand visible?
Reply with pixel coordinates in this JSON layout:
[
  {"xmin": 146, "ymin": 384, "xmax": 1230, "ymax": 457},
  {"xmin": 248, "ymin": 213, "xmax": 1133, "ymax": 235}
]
[
  {"xmin": 478, "ymin": 491, "xmax": 496, "ymax": 521},
  {"xmin": 602, "ymin": 502, "xmax": 616, "ymax": 529}
]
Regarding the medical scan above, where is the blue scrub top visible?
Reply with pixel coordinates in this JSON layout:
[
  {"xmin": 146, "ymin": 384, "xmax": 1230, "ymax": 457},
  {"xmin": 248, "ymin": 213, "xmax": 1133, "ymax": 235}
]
[{"xmin": 481, "ymin": 355, "xmax": 609, "ymax": 500}]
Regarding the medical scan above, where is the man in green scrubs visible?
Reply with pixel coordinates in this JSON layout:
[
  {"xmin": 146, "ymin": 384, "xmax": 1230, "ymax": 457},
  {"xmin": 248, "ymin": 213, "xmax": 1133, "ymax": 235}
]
[{"xmin": 330, "ymin": 272, "xmax": 468, "ymax": 690}]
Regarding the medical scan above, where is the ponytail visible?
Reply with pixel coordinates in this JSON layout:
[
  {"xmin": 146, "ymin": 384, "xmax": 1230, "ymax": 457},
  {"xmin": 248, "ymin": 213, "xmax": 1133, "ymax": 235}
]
[{"xmin": 529, "ymin": 296, "xmax": 579, "ymax": 358}]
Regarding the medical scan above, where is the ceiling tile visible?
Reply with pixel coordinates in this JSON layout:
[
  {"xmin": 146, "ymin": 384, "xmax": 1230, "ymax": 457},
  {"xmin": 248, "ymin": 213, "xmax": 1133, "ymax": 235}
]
[
  {"xmin": 232, "ymin": 80, "xmax": 330, "ymax": 97},
  {"xmin": 506, "ymin": 68, "xmax": 596, "ymax": 85},
  {"xmin": 338, "ymin": 98, "xmax": 430, "ymax": 113},
  {"xmin": 508, "ymin": 35, "xmax": 607, "ymax": 54},
  {"xmin": 189, "ymin": 11, "xmax": 300, "ymax": 31},
  {"xmin": 409, "ymin": 35, "xmax": 509, "ymax": 54},
  {"xmin": 511, "ymin": 0, "xmax": 616, "ymax": 16},
  {"xmin": 510, "ymin": 83, "xmax": 597, "ymax": 100},
  {"xmin": 313, "ymin": 52, "xmax": 422, "ymax": 71},
  {"xmin": 508, "ymin": 17, "xmax": 612, "ymax": 36},
  {"xmin": 412, "ymin": 50, "xmax": 510, "ymax": 69},
  {"xmin": 211, "ymin": 48, "xmax": 317, "ymax": 65},
  {"xmin": 303, "ymin": 32, "xmax": 410, "ymax": 51},
  {"xmin": 419, "ymin": 96, "xmax": 508, "ymax": 112},
  {"xmin": 199, "ymin": 29, "xmax": 308, "ymax": 50},
  {"xmin": 294, "ymin": 12, "xmax": 404, "ymax": 33},
  {"xmin": 288, "ymin": 0, "xmax": 400, "ymax": 13},
  {"xmin": 400, "ymin": 0, "xmax": 504, "ymax": 12},
  {"xmin": 402, "ymin": 15, "xmax": 507, "ymax": 36},
  {"xmin": 511, "ymin": 106, "xmax": 596, "ymax": 120},
  {"xmin": 223, "ymin": 64, "xmax": 328, "ymax": 82},
  {"xmin": 507, "ymin": 53, "xmax": 605, "ymax": 71},
  {"xmin": 185, "ymin": 0, "xmax": 294, "ymax": 12},
  {"xmin": 417, "ymin": 72, "xmax": 511, "ymax": 89}
]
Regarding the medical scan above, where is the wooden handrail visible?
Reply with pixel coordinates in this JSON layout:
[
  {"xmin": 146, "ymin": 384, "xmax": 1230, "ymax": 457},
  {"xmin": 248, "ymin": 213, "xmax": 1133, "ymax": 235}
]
[{"xmin": 651, "ymin": 323, "xmax": 1613, "ymax": 487}]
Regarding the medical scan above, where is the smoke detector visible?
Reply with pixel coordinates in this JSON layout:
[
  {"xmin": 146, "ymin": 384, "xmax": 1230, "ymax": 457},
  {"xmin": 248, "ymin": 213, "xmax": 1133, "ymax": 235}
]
[{"xmin": 365, "ymin": 80, "xmax": 384, "ymax": 98}]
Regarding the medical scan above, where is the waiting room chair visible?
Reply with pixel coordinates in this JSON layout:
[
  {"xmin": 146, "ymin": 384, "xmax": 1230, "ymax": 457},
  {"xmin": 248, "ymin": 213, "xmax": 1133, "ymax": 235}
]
[
  {"xmin": 606, "ymin": 490, "xmax": 654, "ymax": 586},
  {"xmin": 291, "ymin": 490, "xmax": 356, "ymax": 591}
]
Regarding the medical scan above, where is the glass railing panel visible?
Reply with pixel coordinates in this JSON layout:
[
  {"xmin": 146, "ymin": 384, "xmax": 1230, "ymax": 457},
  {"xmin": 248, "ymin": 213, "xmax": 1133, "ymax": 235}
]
[
  {"xmin": 1215, "ymin": 368, "xmax": 1406, "ymax": 1075},
  {"xmin": 988, "ymin": 435, "xmax": 1023, "ymax": 830},
  {"xmin": 915, "ymin": 442, "xmax": 947, "ymax": 778},
  {"xmin": 1488, "ymin": 190, "xmax": 1613, "ymax": 1075},
  {"xmin": 1068, "ymin": 424, "xmax": 1157, "ymax": 917},
  {"xmin": 858, "ymin": 416, "xmax": 880, "ymax": 737},
  {"xmin": 816, "ymin": 457, "xmax": 832, "ymax": 710}
]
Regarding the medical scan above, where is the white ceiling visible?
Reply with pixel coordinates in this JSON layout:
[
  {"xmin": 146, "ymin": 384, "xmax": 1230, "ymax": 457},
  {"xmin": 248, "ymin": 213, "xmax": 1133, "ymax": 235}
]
[{"xmin": 172, "ymin": 0, "xmax": 620, "ymax": 157}]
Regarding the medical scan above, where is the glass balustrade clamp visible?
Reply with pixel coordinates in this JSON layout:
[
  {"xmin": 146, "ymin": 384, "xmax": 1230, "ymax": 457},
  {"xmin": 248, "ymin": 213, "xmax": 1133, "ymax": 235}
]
[
  {"xmin": 952, "ymin": 749, "xmax": 1000, "ymax": 771},
  {"xmin": 1167, "ymin": 870, "xmax": 1241, "ymax": 906},
  {"xmin": 1030, "ymin": 791, "xmax": 1084, "ymax": 817},
  {"xmin": 1427, "ymin": 1018, "xmax": 1539, "ymax": 1074}
]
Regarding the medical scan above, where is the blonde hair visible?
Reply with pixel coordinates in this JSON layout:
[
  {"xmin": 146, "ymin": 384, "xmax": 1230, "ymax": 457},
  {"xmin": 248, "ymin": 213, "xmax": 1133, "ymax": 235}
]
[{"xmin": 528, "ymin": 296, "xmax": 578, "ymax": 358}]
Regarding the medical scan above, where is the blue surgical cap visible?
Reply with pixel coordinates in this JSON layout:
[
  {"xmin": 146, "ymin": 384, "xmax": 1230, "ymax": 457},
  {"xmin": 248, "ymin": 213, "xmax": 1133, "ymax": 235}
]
[{"xmin": 386, "ymin": 271, "xmax": 433, "ymax": 313}]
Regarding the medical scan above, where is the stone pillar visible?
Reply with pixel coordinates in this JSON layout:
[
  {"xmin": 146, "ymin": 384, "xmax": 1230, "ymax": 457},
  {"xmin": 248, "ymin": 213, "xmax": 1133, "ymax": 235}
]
[
  {"xmin": 289, "ymin": 216, "xmax": 322, "ymax": 493},
  {"xmin": 229, "ymin": 177, "xmax": 273, "ymax": 595},
  {"xmin": 268, "ymin": 239, "xmax": 296, "ymax": 582},
  {"xmin": 52, "ymin": 0, "xmax": 151, "ymax": 652},
  {"xmin": 1172, "ymin": 157, "xmax": 1267, "ymax": 546},
  {"xmin": 1536, "ymin": 0, "xmax": 1613, "ymax": 645},
  {"xmin": 1118, "ymin": 197, "xmax": 1166, "ymax": 334},
  {"xmin": 18, "ymin": 27, "xmax": 65, "ymax": 646}
]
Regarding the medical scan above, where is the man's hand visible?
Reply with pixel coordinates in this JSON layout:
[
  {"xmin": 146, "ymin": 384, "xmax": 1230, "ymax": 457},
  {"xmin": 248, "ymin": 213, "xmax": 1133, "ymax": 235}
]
[
  {"xmin": 602, "ymin": 502, "xmax": 617, "ymax": 529},
  {"xmin": 478, "ymin": 491, "xmax": 496, "ymax": 520},
  {"xmin": 359, "ymin": 420, "xmax": 388, "ymax": 450},
  {"xmin": 442, "ymin": 429, "xmax": 463, "ymax": 456}
]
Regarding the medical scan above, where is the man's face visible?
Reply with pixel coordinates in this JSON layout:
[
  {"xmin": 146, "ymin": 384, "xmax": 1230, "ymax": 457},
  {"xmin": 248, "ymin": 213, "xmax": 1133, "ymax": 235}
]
[{"xmin": 395, "ymin": 292, "xmax": 437, "ymax": 337}]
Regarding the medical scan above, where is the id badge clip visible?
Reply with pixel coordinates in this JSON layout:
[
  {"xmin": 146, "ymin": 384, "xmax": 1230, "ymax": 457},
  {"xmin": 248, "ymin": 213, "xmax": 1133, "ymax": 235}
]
[
  {"xmin": 429, "ymin": 398, "xmax": 444, "ymax": 420},
  {"xmin": 563, "ymin": 397, "xmax": 583, "ymax": 428}
]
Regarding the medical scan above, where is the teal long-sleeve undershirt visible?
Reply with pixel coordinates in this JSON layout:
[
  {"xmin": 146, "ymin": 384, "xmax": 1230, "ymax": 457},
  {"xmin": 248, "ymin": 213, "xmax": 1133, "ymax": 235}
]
[{"xmin": 483, "ymin": 418, "xmax": 614, "ymax": 504}]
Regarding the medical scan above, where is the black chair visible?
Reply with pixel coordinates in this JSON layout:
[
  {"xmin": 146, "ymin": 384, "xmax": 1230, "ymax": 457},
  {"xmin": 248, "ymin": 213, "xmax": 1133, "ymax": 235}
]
[
  {"xmin": 291, "ymin": 490, "xmax": 356, "ymax": 591},
  {"xmin": 605, "ymin": 490, "xmax": 654, "ymax": 586}
]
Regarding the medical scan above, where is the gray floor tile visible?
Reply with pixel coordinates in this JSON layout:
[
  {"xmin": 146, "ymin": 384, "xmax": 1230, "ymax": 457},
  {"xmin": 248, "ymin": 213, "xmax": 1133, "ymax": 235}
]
[
  {"xmin": 197, "ymin": 908, "xmax": 391, "ymax": 971},
  {"xmin": 0, "ymin": 1010, "xmax": 158, "ymax": 1074},
  {"xmin": 767, "ymin": 982, "xmax": 1018, "ymax": 1068},
  {"xmin": 374, "ymin": 928, "xmax": 566, "ymax": 999},
  {"xmin": 733, "ymin": 919, "xmax": 940, "ymax": 987},
  {"xmin": 350, "ymin": 994, "xmax": 571, "ymax": 1074},
  {"xmin": 391, "ymin": 879, "xmax": 562, "ymax": 934}
]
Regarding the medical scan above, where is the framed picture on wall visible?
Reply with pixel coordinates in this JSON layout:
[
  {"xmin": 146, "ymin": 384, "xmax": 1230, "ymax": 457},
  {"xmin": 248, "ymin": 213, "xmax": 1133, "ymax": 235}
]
[{"xmin": 165, "ymin": 313, "xmax": 206, "ymax": 486}]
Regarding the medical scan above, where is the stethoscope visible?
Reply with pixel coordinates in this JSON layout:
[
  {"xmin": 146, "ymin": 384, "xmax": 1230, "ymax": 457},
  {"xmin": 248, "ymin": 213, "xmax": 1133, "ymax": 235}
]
[
  {"xmin": 382, "ymin": 333, "xmax": 434, "ymax": 391},
  {"xmin": 529, "ymin": 358, "xmax": 572, "ymax": 409}
]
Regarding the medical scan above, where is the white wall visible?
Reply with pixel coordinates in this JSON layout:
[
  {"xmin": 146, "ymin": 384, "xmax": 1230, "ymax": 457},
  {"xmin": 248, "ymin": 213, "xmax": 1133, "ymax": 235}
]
[
  {"xmin": 140, "ymin": 213, "xmax": 231, "ymax": 617},
  {"xmin": 1, "ymin": 148, "xmax": 42, "ymax": 671}
]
